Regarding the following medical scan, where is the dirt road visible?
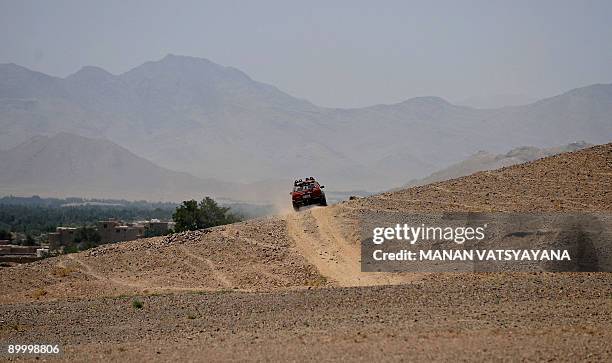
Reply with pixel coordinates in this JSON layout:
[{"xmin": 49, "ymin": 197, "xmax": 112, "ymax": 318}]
[{"xmin": 287, "ymin": 206, "xmax": 419, "ymax": 286}]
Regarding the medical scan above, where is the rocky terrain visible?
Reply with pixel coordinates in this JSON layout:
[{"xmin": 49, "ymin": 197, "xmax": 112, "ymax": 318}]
[{"xmin": 0, "ymin": 144, "xmax": 611, "ymax": 361}]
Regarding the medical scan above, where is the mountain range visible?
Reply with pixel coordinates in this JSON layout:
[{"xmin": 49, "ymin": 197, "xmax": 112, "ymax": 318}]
[{"xmin": 1, "ymin": 54, "xmax": 611, "ymax": 195}]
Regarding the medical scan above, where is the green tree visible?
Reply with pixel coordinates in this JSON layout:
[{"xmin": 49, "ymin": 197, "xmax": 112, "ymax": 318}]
[
  {"xmin": 73, "ymin": 226, "xmax": 101, "ymax": 249},
  {"xmin": 198, "ymin": 197, "xmax": 239, "ymax": 228},
  {"xmin": 172, "ymin": 200, "xmax": 201, "ymax": 232},
  {"xmin": 172, "ymin": 197, "xmax": 239, "ymax": 232},
  {"xmin": 0, "ymin": 229, "xmax": 12, "ymax": 241},
  {"xmin": 23, "ymin": 234, "xmax": 36, "ymax": 246}
]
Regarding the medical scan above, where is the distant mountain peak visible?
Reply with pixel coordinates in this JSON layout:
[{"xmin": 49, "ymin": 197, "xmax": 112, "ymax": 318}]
[
  {"xmin": 401, "ymin": 96, "xmax": 451, "ymax": 105},
  {"xmin": 122, "ymin": 53, "xmax": 250, "ymax": 83},
  {"xmin": 157, "ymin": 54, "xmax": 252, "ymax": 80},
  {"xmin": 66, "ymin": 66, "xmax": 115, "ymax": 81},
  {"xmin": 152, "ymin": 53, "xmax": 224, "ymax": 71},
  {"xmin": 160, "ymin": 53, "xmax": 213, "ymax": 63},
  {"xmin": 368, "ymin": 96, "xmax": 454, "ymax": 111},
  {"xmin": 531, "ymin": 83, "xmax": 612, "ymax": 108},
  {"xmin": 563, "ymin": 83, "xmax": 612, "ymax": 98}
]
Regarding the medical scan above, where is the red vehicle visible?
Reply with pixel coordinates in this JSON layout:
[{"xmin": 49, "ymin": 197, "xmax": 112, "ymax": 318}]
[{"xmin": 291, "ymin": 177, "xmax": 327, "ymax": 211}]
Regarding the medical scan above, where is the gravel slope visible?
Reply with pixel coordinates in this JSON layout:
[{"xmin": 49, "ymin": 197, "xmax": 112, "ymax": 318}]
[{"xmin": 2, "ymin": 273, "xmax": 610, "ymax": 361}]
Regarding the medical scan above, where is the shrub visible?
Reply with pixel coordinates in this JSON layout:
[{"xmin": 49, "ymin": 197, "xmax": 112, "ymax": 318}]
[
  {"xmin": 63, "ymin": 246, "xmax": 79, "ymax": 254},
  {"xmin": 132, "ymin": 299, "xmax": 144, "ymax": 309}
]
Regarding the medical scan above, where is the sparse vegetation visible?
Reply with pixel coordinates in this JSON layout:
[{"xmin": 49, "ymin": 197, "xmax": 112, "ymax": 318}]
[
  {"xmin": 51, "ymin": 266, "xmax": 75, "ymax": 277},
  {"xmin": 306, "ymin": 275, "xmax": 328, "ymax": 288},
  {"xmin": 31, "ymin": 288, "xmax": 48, "ymax": 299},
  {"xmin": 216, "ymin": 288, "xmax": 234, "ymax": 294},
  {"xmin": 0, "ymin": 323, "xmax": 27, "ymax": 333},
  {"xmin": 132, "ymin": 299, "xmax": 144, "ymax": 309}
]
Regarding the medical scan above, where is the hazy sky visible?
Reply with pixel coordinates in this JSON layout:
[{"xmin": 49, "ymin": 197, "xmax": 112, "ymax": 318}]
[{"xmin": 1, "ymin": 0, "xmax": 611, "ymax": 108}]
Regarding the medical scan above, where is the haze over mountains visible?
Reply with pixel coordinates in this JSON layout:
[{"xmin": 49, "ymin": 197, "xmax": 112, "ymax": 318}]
[
  {"xmin": 0, "ymin": 133, "xmax": 240, "ymax": 201},
  {"xmin": 404, "ymin": 142, "xmax": 592, "ymax": 187},
  {"xmin": 0, "ymin": 132, "xmax": 306, "ymax": 203},
  {"xmin": 457, "ymin": 93, "xmax": 539, "ymax": 109},
  {"xmin": 0, "ymin": 54, "xmax": 611, "ymax": 196}
]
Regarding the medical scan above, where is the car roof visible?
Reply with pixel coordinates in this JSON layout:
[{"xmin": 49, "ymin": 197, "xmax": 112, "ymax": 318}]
[{"xmin": 294, "ymin": 177, "xmax": 317, "ymax": 186}]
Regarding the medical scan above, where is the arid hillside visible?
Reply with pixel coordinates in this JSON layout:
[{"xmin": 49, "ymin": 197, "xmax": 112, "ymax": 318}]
[
  {"xmin": 365, "ymin": 142, "xmax": 611, "ymax": 213},
  {"xmin": 1, "ymin": 143, "xmax": 611, "ymax": 303},
  {"xmin": 0, "ymin": 143, "xmax": 610, "ymax": 361}
]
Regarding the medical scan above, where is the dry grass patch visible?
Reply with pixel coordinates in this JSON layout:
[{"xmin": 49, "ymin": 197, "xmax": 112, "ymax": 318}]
[
  {"xmin": 31, "ymin": 288, "xmax": 48, "ymax": 299},
  {"xmin": 51, "ymin": 266, "xmax": 76, "ymax": 278}
]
